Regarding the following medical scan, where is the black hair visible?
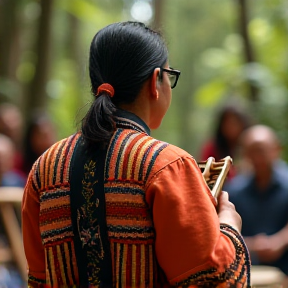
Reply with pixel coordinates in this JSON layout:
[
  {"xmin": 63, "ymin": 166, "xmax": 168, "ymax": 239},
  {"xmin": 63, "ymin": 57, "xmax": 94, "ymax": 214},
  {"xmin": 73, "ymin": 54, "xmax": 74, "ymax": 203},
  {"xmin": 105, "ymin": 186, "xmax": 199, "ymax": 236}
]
[
  {"xmin": 82, "ymin": 21, "xmax": 168, "ymax": 148},
  {"xmin": 23, "ymin": 111, "xmax": 55, "ymax": 174},
  {"xmin": 215, "ymin": 104, "xmax": 251, "ymax": 159}
]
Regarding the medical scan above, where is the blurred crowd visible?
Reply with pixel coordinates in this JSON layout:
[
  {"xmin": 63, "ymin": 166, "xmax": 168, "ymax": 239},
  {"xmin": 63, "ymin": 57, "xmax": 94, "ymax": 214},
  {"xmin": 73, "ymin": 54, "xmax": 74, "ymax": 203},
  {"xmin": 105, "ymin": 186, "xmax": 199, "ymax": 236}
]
[
  {"xmin": 0, "ymin": 103, "xmax": 57, "ymax": 188},
  {"xmin": 0, "ymin": 102, "xmax": 57, "ymax": 287},
  {"xmin": 200, "ymin": 103, "xmax": 288, "ymax": 285}
]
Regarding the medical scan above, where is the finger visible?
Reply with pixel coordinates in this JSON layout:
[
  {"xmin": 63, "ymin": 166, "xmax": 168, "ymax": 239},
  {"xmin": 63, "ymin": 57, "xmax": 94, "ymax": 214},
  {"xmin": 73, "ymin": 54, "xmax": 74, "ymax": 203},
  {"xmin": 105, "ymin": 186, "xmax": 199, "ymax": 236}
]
[
  {"xmin": 221, "ymin": 191, "xmax": 229, "ymax": 200},
  {"xmin": 218, "ymin": 191, "xmax": 229, "ymax": 203}
]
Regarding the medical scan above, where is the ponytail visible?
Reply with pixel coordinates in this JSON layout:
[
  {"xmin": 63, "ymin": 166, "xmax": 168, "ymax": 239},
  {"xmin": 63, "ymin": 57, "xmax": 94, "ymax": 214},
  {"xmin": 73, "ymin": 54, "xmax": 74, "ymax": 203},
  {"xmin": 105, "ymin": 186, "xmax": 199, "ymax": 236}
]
[
  {"xmin": 82, "ymin": 21, "xmax": 168, "ymax": 148},
  {"xmin": 82, "ymin": 91, "xmax": 116, "ymax": 148}
]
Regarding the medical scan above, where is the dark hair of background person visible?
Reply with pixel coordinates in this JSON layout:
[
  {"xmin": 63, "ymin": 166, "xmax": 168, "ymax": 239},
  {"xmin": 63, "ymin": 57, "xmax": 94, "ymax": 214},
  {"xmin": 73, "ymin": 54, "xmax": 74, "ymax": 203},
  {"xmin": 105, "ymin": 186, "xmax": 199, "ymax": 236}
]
[
  {"xmin": 23, "ymin": 111, "xmax": 56, "ymax": 175},
  {"xmin": 0, "ymin": 102, "xmax": 23, "ymax": 148},
  {"xmin": 215, "ymin": 104, "xmax": 251, "ymax": 159},
  {"xmin": 81, "ymin": 21, "xmax": 168, "ymax": 148}
]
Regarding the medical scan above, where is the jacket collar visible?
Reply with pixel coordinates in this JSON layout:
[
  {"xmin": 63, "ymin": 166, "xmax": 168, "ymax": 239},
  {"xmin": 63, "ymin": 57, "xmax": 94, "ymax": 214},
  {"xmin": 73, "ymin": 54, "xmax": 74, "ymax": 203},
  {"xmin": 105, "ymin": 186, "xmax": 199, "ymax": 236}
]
[{"xmin": 114, "ymin": 109, "xmax": 150, "ymax": 135}]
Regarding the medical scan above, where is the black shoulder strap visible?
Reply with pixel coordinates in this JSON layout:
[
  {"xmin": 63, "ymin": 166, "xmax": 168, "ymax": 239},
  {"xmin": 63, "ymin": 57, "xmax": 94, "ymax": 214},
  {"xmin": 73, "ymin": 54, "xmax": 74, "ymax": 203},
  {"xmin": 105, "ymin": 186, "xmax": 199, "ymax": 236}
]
[{"xmin": 70, "ymin": 136, "xmax": 112, "ymax": 287}]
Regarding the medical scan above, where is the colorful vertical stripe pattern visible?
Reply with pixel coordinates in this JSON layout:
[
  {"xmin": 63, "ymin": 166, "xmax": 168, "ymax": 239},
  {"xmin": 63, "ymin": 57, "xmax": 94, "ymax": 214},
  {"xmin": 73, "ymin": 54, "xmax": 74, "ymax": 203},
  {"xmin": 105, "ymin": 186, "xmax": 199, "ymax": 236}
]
[
  {"xmin": 105, "ymin": 128, "xmax": 168, "ymax": 183},
  {"xmin": 104, "ymin": 126, "xmax": 168, "ymax": 286},
  {"xmin": 30, "ymin": 133, "xmax": 81, "ymax": 286},
  {"xmin": 44, "ymin": 242, "xmax": 79, "ymax": 287},
  {"xmin": 110, "ymin": 242, "xmax": 157, "ymax": 288}
]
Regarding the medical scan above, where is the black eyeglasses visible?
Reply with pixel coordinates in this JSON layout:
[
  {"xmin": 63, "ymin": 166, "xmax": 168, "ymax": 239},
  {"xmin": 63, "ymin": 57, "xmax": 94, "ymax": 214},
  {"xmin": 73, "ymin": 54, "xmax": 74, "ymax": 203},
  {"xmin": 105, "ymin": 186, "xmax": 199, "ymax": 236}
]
[{"xmin": 159, "ymin": 67, "xmax": 181, "ymax": 89}]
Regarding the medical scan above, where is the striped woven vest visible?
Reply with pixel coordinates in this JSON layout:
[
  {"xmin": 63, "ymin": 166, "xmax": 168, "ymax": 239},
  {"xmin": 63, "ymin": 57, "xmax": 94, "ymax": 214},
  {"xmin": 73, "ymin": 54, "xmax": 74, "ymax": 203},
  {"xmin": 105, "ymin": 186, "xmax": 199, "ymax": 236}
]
[
  {"xmin": 104, "ymin": 127, "xmax": 168, "ymax": 287},
  {"xmin": 36, "ymin": 133, "xmax": 80, "ymax": 287},
  {"xmin": 35, "ymin": 124, "xmax": 169, "ymax": 287}
]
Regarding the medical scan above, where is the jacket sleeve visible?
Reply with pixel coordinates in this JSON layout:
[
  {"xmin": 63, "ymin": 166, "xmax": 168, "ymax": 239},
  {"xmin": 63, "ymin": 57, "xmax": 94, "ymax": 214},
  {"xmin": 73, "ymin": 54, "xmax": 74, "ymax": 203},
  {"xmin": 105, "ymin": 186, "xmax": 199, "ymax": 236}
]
[
  {"xmin": 22, "ymin": 166, "xmax": 46, "ymax": 287},
  {"xmin": 145, "ymin": 155, "xmax": 250, "ymax": 287}
]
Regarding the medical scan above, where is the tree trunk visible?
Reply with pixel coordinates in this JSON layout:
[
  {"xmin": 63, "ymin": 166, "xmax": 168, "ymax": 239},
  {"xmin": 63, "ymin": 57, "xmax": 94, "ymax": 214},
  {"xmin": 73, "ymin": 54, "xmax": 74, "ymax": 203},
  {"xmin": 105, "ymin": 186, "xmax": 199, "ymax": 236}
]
[
  {"xmin": 0, "ymin": 0, "xmax": 22, "ymax": 104},
  {"xmin": 153, "ymin": 0, "xmax": 163, "ymax": 30},
  {"xmin": 26, "ymin": 0, "xmax": 54, "ymax": 115},
  {"xmin": 0, "ymin": 0, "xmax": 18, "ymax": 79},
  {"xmin": 66, "ymin": 13, "xmax": 85, "ymax": 114},
  {"xmin": 237, "ymin": 0, "xmax": 258, "ymax": 101}
]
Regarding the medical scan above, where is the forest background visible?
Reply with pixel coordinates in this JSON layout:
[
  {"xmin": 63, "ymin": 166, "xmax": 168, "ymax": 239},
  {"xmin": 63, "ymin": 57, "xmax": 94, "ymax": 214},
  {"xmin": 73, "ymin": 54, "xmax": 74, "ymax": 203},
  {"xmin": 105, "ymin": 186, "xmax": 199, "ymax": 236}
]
[{"xmin": 0, "ymin": 0, "xmax": 288, "ymax": 161}]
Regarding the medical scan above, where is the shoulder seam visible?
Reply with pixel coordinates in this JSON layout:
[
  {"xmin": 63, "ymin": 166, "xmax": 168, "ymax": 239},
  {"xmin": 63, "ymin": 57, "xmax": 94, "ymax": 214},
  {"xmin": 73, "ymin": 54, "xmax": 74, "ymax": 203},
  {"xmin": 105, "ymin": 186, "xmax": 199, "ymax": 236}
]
[
  {"xmin": 145, "ymin": 155, "xmax": 195, "ymax": 190},
  {"xmin": 105, "ymin": 129, "xmax": 169, "ymax": 182}
]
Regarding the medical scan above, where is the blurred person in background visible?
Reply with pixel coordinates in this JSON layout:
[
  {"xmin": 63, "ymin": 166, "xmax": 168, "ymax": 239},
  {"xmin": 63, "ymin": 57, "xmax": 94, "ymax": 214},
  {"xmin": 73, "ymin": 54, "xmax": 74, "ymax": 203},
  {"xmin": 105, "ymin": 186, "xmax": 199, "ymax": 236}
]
[
  {"xmin": 0, "ymin": 264, "xmax": 24, "ymax": 288},
  {"xmin": 22, "ymin": 111, "xmax": 57, "ymax": 176},
  {"xmin": 226, "ymin": 125, "xmax": 288, "ymax": 276},
  {"xmin": 200, "ymin": 103, "xmax": 251, "ymax": 180},
  {"xmin": 22, "ymin": 21, "xmax": 250, "ymax": 287},
  {"xmin": 0, "ymin": 134, "xmax": 26, "ymax": 187},
  {"xmin": 0, "ymin": 103, "xmax": 25, "ymax": 175},
  {"xmin": 0, "ymin": 133, "xmax": 25, "ymax": 286}
]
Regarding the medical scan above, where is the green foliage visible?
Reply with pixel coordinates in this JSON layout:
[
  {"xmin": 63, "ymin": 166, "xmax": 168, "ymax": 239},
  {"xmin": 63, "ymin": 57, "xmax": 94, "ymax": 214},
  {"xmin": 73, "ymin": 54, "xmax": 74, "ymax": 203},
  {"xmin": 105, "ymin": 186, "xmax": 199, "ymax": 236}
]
[
  {"xmin": 48, "ymin": 0, "xmax": 124, "ymax": 139},
  {"xmin": 2, "ymin": 0, "xmax": 288, "ymax": 160},
  {"xmin": 50, "ymin": 0, "xmax": 288, "ymax": 159},
  {"xmin": 156, "ymin": 0, "xmax": 288, "ymax": 159},
  {"xmin": 153, "ymin": 0, "xmax": 239, "ymax": 154},
  {"xmin": 194, "ymin": 80, "xmax": 227, "ymax": 107}
]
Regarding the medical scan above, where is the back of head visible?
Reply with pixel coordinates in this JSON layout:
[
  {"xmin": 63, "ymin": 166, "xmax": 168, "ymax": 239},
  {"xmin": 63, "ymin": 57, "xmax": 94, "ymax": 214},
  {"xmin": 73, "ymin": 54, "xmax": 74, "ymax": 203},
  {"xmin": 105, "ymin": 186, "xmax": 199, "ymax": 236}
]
[
  {"xmin": 0, "ymin": 134, "xmax": 15, "ymax": 176},
  {"xmin": 240, "ymin": 125, "xmax": 280, "ymax": 171},
  {"xmin": 0, "ymin": 103, "xmax": 23, "ymax": 146},
  {"xmin": 215, "ymin": 104, "xmax": 251, "ymax": 158},
  {"xmin": 241, "ymin": 125, "xmax": 278, "ymax": 147},
  {"xmin": 82, "ymin": 21, "xmax": 168, "ymax": 148},
  {"xmin": 23, "ymin": 111, "xmax": 57, "ymax": 174}
]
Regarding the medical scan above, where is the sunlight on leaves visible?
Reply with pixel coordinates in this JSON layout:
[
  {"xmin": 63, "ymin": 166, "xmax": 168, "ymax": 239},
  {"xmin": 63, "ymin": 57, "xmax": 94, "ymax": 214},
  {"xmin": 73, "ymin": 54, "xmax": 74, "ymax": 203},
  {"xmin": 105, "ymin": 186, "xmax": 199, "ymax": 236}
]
[
  {"xmin": 57, "ymin": 0, "xmax": 112, "ymax": 24},
  {"xmin": 249, "ymin": 18, "xmax": 272, "ymax": 44},
  {"xmin": 194, "ymin": 81, "xmax": 226, "ymax": 107}
]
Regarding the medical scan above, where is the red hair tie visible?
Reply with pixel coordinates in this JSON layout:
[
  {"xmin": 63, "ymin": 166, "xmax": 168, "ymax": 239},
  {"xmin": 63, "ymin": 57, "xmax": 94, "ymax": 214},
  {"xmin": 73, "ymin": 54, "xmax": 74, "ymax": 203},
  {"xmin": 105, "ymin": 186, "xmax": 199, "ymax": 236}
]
[{"xmin": 96, "ymin": 83, "xmax": 115, "ymax": 98}]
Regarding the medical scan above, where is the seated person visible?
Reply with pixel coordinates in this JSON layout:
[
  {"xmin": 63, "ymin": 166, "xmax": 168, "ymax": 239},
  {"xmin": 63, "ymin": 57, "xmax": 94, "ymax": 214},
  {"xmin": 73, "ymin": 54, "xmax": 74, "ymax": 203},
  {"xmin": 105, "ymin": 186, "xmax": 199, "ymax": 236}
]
[
  {"xmin": 0, "ymin": 103, "xmax": 24, "ymax": 175},
  {"xmin": 0, "ymin": 133, "xmax": 25, "ymax": 286},
  {"xmin": 227, "ymin": 125, "xmax": 288, "ymax": 275},
  {"xmin": 0, "ymin": 134, "xmax": 26, "ymax": 187}
]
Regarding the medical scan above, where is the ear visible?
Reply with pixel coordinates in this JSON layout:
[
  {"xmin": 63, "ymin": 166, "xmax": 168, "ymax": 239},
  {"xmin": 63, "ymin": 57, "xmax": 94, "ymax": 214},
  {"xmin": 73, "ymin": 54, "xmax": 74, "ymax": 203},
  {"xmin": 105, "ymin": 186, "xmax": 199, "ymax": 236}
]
[{"xmin": 150, "ymin": 68, "xmax": 161, "ymax": 100}]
